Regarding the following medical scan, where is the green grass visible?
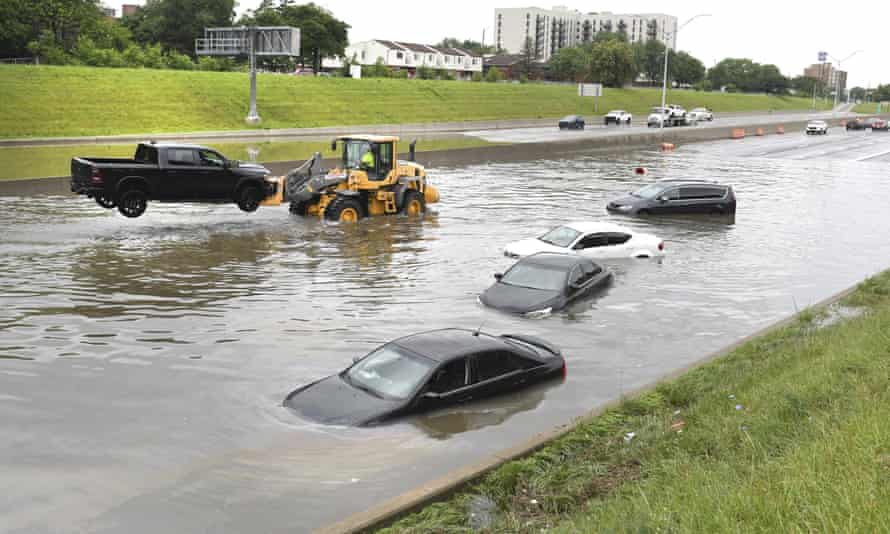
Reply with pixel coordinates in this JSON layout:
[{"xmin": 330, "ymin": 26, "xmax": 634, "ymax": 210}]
[
  {"xmin": 853, "ymin": 102, "xmax": 885, "ymax": 114},
  {"xmin": 0, "ymin": 137, "xmax": 493, "ymax": 180},
  {"xmin": 1, "ymin": 65, "xmax": 829, "ymax": 139},
  {"xmin": 379, "ymin": 270, "xmax": 890, "ymax": 533}
]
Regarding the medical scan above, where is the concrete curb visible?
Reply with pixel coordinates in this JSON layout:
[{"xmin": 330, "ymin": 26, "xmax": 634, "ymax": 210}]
[{"xmin": 317, "ymin": 281, "xmax": 862, "ymax": 534}]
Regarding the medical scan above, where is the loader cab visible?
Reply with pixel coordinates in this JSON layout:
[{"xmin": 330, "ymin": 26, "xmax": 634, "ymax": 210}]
[{"xmin": 337, "ymin": 137, "xmax": 395, "ymax": 181}]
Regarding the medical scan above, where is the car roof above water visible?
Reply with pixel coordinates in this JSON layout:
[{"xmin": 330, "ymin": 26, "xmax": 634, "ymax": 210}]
[
  {"xmin": 522, "ymin": 252, "xmax": 592, "ymax": 269},
  {"xmin": 392, "ymin": 328, "xmax": 521, "ymax": 363}
]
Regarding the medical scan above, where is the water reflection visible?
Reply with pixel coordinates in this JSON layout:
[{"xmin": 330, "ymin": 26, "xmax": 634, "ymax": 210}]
[{"xmin": 411, "ymin": 379, "xmax": 562, "ymax": 439}]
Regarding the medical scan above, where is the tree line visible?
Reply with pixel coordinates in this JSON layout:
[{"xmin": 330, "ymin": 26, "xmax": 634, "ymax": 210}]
[
  {"xmin": 547, "ymin": 34, "xmax": 802, "ymax": 95},
  {"xmin": 0, "ymin": 0, "xmax": 349, "ymax": 72}
]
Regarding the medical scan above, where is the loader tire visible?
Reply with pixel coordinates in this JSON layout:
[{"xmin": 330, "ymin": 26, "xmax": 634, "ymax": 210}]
[
  {"xmin": 325, "ymin": 196, "xmax": 365, "ymax": 222},
  {"xmin": 400, "ymin": 190, "xmax": 425, "ymax": 216},
  {"xmin": 289, "ymin": 201, "xmax": 309, "ymax": 215}
]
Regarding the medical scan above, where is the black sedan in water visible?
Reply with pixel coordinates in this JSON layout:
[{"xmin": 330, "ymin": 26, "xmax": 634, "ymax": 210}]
[
  {"xmin": 283, "ymin": 329, "xmax": 565, "ymax": 426},
  {"xmin": 559, "ymin": 115, "xmax": 585, "ymax": 130},
  {"xmin": 479, "ymin": 253, "xmax": 612, "ymax": 316}
]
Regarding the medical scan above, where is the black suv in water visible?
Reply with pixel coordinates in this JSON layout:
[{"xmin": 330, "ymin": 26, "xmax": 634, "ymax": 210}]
[{"xmin": 607, "ymin": 179, "xmax": 736, "ymax": 216}]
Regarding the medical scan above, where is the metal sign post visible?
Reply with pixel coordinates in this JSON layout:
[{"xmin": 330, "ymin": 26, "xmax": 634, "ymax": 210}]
[
  {"xmin": 578, "ymin": 83, "xmax": 603, "ymax": 113},
  {"xmin": 196, "ymin": 26, "xmax": 300, "ymax": 125}
]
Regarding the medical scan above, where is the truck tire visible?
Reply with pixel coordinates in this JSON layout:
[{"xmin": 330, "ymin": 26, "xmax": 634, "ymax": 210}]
[
  {"xmin": 118, "ymin": 190, "xmax": 147, "ymax": 218},
  {"xmin": 289, "ymin": 201, "xmax": 309, "ymax": 215},
  {"xmin": 237, "ymin": 184, "xmax": 262, "ymax": 212},
  {"xmin": 400, "ymin": 190, "xmax": 425, "ymax": 216},
  {"xmin": 95, "ymin": 195, "xmax": 116, "ymax": 209},
  {"xmin": 325, "ymin": 196, "xmax": 365, "ymax": 222}
]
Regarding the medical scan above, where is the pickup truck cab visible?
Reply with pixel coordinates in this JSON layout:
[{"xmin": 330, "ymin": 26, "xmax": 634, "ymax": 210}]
[{"xmin": 70, "ymin": 142, "xmax": 275, "ymax": 218}]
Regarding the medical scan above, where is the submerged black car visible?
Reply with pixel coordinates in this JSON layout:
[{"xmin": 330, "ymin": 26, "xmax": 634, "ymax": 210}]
[
  {"xmin": 283, "ymin": 329, "xmax": 565, "ymax": 426},
  {"xmin": 846, "ymin": 117, "xmax": 877, "ymax": 130},
  {"xmin": 559, "ymin": 115, "xmax": 585, "ymax": 130},
  {"xmin": 607, "ymin": 179, "xmax": 736, "ymax": 216},
  {"xmin": 479, "ymin": 253, "xmax": 612, "ymax": 315}
]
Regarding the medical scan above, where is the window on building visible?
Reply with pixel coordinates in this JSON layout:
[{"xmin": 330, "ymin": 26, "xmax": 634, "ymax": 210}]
[{"xmin": 396, "ymin": 51, "xmax": 403, "ymax": 60}]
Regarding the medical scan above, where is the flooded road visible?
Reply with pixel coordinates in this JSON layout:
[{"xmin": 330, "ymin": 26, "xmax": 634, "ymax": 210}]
[{"xmin": 2, "ymin": 132, "xmax": 890, "ymax": 533}]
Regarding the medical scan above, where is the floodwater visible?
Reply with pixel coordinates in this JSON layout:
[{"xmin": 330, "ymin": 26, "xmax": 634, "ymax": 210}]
[{"xmin": 2, "ymin": 131, "xmax": 890, "ymax": 533}]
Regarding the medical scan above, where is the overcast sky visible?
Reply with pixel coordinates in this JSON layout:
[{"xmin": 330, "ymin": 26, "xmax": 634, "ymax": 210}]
[{"xmin": 114, "ymin": 0, "xmax": 884, "ymax": 87}]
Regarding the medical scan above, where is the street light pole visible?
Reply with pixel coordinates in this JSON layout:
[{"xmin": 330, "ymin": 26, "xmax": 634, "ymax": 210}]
[
  {"xmin": 827, "ymin": 50, "xmax": 863, "ymax": 115},
  {"xmin": 660, "ymin": 14, "xmax": 710, "ymax": 129}
]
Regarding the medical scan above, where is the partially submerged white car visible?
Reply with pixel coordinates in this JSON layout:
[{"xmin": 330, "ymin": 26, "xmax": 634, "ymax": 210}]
[{"xmin": 503, "ymin": 221, "xmax": 665, "ymax": 260}]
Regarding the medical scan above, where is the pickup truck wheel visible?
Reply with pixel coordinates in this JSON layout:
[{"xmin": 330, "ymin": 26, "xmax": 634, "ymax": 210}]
[
  {"xmin": 117, "ymin": 190, "xmax": 147, "ymax": 218},
  {"xmin": 289, "ymin": 201, "xmax": 309, "ymax": 215},
  {"xmin": 95, "ymin": 195, "xmax": 116, "ymax": 209},
  {"xmin": 237, "ymin": 185, "xmax": 262, "ymax": 212},
  {"xmin": 400, "ymin": 190, "xmax": 425, "ymax": 216},
  {"xmin": 325, "ymin": 196, "xmax": 365, "ymax": 222}
]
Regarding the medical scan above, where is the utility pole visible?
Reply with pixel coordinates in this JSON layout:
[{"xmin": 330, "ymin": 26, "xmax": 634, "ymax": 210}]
[{"xmin": 660, "ymin": 14, "xmax": 711, "ymax": 129}]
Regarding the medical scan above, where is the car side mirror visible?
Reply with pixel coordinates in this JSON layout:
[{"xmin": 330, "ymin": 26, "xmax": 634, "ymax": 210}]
[
  {"xmin": 494, "ymin": 273, "xmax": 503, "ymax": 281},
  {"xmin": 352, "ymin": 355, "xmax": 361, "ymax": 364},
  {"xmin": 657, "ymin": 196, "xmax": 667, "ymax": 203}
]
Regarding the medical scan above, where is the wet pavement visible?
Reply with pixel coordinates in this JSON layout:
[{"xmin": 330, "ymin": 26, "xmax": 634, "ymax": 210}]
[{"xmin": 2, "ymin": 131, "xmax": 890, "ymax": 533}]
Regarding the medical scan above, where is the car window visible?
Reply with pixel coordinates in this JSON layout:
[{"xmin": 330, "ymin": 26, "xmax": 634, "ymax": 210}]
[
  {"xmin": 198, "ymin": 150, "xmax": 226, "ymax": 168},
  {"xmin": 427, "ymin": 357, "xmax": 469, "ymax": 394},
  {"xmin": 567, "ymin": 265, "xmax": 583, "ymax": 287},
  {"xmin": 474, "ymin": 351, "xmax": 534, "ymax": 382},
  {"xmin": 345, "ymin": 344, "xmax": 435, "ymax": 400},
  {"xmin": 632, "ymin": 183, "xmax": 664, "ymax": 199},
  {"xmin": 680, "ymin": 186, "xmax": 725, "ymax": 199},
  {"xmin": 662, "ymin": 188, "xmax": 680, "ymax": 201},
  {"xmin": 580, "ymin": 261, "xmax": 603, "ymax": 279},
  {"xmin": 608, "ymin": 233, "xmax": 632, "ymax": 245},
  {"xmin": 501, "ymin": 263, "xmax": 568, "ymax": 292},
  {"xmin": 574, "ymin": 233, "xmax": 609, "ymax": 249},
  {"xmin": 168, "ymin": 148, "xmax": 199, "ymax": 166},
  {"xmin": 539, "ymin": 226, "xmax": 581, "ymax": 248},
  {"xmin": 135, "ymin": 145, "xmax": 159, "ymax": 164}
]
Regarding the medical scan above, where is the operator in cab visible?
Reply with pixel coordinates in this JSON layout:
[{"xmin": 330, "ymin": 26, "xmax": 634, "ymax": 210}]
[{"xmin": 360, "ymin": 145, "xmax": 376, "ymax": 171}]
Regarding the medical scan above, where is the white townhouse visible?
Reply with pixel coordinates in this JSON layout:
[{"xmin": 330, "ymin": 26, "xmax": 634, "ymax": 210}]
[{"xmin": 330, "ymin": 40, "xmax": 483, "ymax": 79}]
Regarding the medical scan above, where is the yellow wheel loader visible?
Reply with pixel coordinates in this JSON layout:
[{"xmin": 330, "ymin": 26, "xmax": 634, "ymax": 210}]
[{"xmin": 267, "ymin": 136, "xmax": 439, "ymax": 222}]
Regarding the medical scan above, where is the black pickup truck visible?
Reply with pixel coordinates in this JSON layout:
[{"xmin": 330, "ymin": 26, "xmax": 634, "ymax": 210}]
[{"xmin": 70, "ymin": 142, "xmax": 276, "ymax": 218}]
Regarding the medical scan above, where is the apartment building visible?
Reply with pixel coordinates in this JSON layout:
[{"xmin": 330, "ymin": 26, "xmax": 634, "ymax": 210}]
[
  {"xmin": 494, "ymin": 6, "xmax": 677, "ymax": 62},
  {"xmin": 335, "ymin": 40, "xmax": 483, "ymax": 79},
  {"xmin": 804, "ymin": 63, "xmax": 847, "ymax": 94}
]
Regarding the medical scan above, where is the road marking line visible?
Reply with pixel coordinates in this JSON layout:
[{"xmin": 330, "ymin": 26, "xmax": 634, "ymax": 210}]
[{"xmin": 856, "ymin": 149, "xmax": 890, "ymax": 162}]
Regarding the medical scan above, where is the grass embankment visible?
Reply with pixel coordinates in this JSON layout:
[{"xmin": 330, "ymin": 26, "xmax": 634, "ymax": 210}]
[
  {"xmin": 1, "ymin": 65, "xmax": 828, "ymax": 139},
  {"xmin": 380, "ymin": 271, "xmax": 890, "ymax": 533},
  {"xmin": 853, "ymin": 102, "xmax": 885, "ymax": 114},
  {"xmin": 0, "ymin": 137, "xmax": 492, "ymax": 180}
]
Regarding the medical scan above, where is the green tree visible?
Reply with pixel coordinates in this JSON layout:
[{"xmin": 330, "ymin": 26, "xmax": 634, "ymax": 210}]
[
  {"xmin": 485, "ymin": 66, "xmax": 504, "ymax": 82},
  {"xmin": 437, "ymin": 37, "xmax": 494, "ymax": 55},
  {"xmin": 707, "ymin": 58, "xmax": 759, "ymax": 92},
  {"xmin": 127, "ymin": 0, "xmax": 234, "ymax": 55},
  {"xmin": 849, "ymin": 86, "xmax": 866, "ymax": 101},
  {"xmin": 416, "ymin": 64, "xmax": 434, "ymax": 80},
  {"xmin": 755, "ymin": 64, "xmax": 789, "ymax": 94},
  {"xmin": 672, "ymin": 51, "xmax": 705, "ymax": 86},
  {"xmin": 592, "ymin": 30, "xmax": 625, "ymax": 43},
  {"xmin": 549, "ymin": 45, "xmax": 590, "ymax": 82},
  {"xmin": 633, "ymin": 39, "xmax": 666, "ymax": 85},
  {"xmin": 241, "ymin": 2, "xmax": 349, "ymax": 73},
  {"xmin": 588, "ymin": 39, "xmax": 636, "ymax": 87}
]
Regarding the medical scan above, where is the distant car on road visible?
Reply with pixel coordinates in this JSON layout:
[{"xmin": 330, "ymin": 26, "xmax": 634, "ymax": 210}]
[
  {"xmin": 479, "ymin": 253, "xmax": 612, "ymax": 316},
  {"xmin": 648, "ymin": 105, "xmax": 692, "ymax": 127},
  {"xmin": 503, "ymin": 221, "xmax": 665, "ymax": 260},
  {"xmin": 604, "ymin": 110, "xmax": 633, "ymax": 125},
  {"xmin": 689, "ymin": 107, "xmax": 714, "ymax": 121},
  {"xmin": 559, "ymin": 115, "xmax": 585, "ymax": 130},
  {"xmin": 845, "ymin": 118, "xmax": 876, "ymax": 130},
  {"xmin": 872, "ymin": 119, "xmax": 889, "ymax": 132},
  {"xmin": 70, "ymin": 142, "xmax": 276, "ymax": 218},
  {"xmin": 806, "ymin": 120, "xmax": 829, "ymax": 135},
  {"xmin": 606, "ymin": 179, "xmax": 737, "ymax": 216},
  {"xmin": 283, "ymin": 328, "xmax": 566, "ymax": 426}
]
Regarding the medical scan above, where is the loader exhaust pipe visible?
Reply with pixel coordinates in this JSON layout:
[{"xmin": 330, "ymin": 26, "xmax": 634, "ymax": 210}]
[{"xmin": 409, "ymin": 139, "xmax": 417, "ymax": 162}]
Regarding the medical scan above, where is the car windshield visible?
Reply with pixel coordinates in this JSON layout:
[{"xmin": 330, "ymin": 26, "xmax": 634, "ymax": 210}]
[
  {"xmin": 343, "ymin": 345, "xmax": 435, "ymax": 400},
  {"xmin": 500, "ymin": 263, "xmax": 567, "ymax": 291},
  {"xmin": 609, "ymin": 110, "xmax": 623, "ymax": 114},
  {"xmin": 538, "ymin": 226, "xmax": 581, "ymax": 248},
  {"xmin": 560, "ymin": 116, "xmax": 576, "ymax": 121},
  {"xmin": 650, "ymin": 107, "xmax": 665, "ymax": 113},
  {"xmin": 343, "ymin": 140, "xmax": 372, "ymax": 169},
  {"xmin": 631, "ymin": 183, "xmax": 665, "ymax": 199}
]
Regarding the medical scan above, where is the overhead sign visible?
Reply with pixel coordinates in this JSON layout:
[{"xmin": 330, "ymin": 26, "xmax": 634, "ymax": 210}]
[
  {"xmin": 818, "ymin": 51, "xmax": 827, "ymax": 62},
  {"xmin": 578, "ymin": 83, "xmax": 603, "ymax": 97}
]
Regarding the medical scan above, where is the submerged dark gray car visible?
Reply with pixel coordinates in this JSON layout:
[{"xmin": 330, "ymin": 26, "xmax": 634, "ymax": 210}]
[
  {"xmin": 479, "ymin": 253, "xmax": 612, "ymax": 315},
  {"xmin": 607, "ymin": 179, "xmax": 736, "ymax": 216},
  {"xmin": 284, "ymin": 329, "xmax": 566, "ymax": 426}
]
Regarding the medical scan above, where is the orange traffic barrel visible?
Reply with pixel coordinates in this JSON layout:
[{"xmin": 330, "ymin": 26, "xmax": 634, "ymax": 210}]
[
  {"xmin": 777, "ymin": 125, "xmax": 785, "ymax": 134},
  {"xmin": 731, "ymin": 128, "xmax": 746, "ymax": 139},
  {"xmin": 756, "ymin": 128, "xmax": 765, "ymax": 136},
  {"xmin": 660, "ymin": 143, "xmax": 675, "ymax": 151}
]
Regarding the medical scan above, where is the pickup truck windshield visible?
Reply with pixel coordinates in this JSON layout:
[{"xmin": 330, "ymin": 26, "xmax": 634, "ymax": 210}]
[{"xmin": 134, "ymin": 145, "xmax": 159, "ymax": 164}]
